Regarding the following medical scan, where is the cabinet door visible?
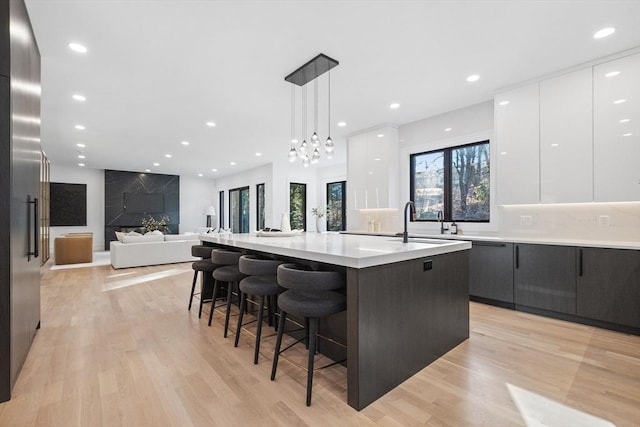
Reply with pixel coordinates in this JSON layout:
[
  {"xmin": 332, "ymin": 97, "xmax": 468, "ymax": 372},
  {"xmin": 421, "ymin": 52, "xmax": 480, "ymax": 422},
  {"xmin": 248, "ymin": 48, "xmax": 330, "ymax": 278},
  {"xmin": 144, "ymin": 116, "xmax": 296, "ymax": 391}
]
[
  {"xmin": 469, "ymin": 241, "xmax": 514, "ymax": 302},
  {"xmin": 540, "ymin": 68, "xmax": 593, "ymax": 203},
  {"xmin": 593, "ymin": 53, "xmax": 640, "ymax": 202},
  {"xmin": 577, "ymin": 247, "xmax": 640, "ymax": 328},
  {"xmin": 495, "ymin": 84, "xmax": 540, "ymax": 204},
  {"xmin": 514, "ymin": 244, "xmax": 576, "ymax": 314}
]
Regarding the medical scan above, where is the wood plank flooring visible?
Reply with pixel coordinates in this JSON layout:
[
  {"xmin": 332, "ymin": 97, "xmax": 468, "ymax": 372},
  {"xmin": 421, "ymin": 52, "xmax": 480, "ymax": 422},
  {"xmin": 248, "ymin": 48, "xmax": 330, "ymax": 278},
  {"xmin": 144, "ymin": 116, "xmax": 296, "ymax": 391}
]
[{"xmin": 0, "ymin": 260, "xmax": 638, "ymax": 426}]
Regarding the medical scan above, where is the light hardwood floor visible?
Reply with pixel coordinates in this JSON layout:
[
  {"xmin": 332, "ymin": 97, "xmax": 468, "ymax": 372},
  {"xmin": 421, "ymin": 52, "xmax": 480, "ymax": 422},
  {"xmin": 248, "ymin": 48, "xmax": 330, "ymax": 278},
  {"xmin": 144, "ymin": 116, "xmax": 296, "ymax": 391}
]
[{"xmin": 0, "ymin": 260, "xmax": 638, "ymax": 426}]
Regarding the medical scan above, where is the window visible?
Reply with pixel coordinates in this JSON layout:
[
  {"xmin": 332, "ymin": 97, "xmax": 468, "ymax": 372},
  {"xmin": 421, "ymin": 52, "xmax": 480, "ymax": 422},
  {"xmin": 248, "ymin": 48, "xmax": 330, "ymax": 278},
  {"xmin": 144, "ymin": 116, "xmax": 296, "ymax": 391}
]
[
  {"xmin": 219, "ymin": 190, "xmax": 225, "ymax": 229},
  {"xmin": 410, "ymin": 140, "xmax": 490, "ymax": 222},
  {"xmin": 256, "ymin": 183, "xmax": 265, "ymax": 231},
  {"xmin": 289, "ymin": 183, "xmax": 306, "ymax": 231},
  {"xmin": 229, "ymin": 186, "xmax": 250, "ymax": 233},
  {"xmin": 326, "ymin": 181, "xmax": 346, "ymax": 231}
]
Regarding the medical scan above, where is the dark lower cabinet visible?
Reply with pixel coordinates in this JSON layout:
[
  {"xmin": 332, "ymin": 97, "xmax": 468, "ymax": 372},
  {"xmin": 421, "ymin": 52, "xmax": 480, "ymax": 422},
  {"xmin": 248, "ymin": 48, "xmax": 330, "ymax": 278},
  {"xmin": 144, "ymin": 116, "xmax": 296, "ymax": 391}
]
[
  {"xmin": 514, "ymin": 244, "xmax": 576, "ymax": 314},
  {"xmin": 469, "ymin": 241, "xmax": 514, "ymax": 303},
  {"xmin": 577, "ymin": 247, "xmax": 640, "ymax": 328}
]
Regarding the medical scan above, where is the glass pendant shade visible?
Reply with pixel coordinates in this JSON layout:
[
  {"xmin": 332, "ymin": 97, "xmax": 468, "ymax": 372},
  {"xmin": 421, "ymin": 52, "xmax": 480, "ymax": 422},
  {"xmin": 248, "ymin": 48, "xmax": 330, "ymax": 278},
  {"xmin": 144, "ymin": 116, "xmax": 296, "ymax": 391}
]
[
  {"xmin": 300, "ymin": 139, "xmax": 308, "ymax": 152},
  {"xmin": 302, "ymin": 154, "xmax": 310, "ymax": 167},
  {"xmin": 311, "ymin": 132, "xmax": 319, "ymax": 147},
  {"xmin": 311, "ymin": 148, "xmax": 320, "ymax": 164},
  {"xmin": 324, "ymin": 136, "xmax": 334, "ymax": 153},
  {"xmin": 288, "ymin": 146, "xmax": 297, "ymax": 162}
]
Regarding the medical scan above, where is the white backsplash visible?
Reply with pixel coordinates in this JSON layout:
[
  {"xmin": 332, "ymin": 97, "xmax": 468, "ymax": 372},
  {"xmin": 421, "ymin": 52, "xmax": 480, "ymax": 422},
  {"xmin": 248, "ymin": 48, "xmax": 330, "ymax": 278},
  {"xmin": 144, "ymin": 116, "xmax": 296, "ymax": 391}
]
[
  {"xmin": 500, "ymin": 202, "xmax": 640, "ymax": 242},
  {"xmin": 351, "ymin": 208, "xmax": 401, "ymax": 233}
]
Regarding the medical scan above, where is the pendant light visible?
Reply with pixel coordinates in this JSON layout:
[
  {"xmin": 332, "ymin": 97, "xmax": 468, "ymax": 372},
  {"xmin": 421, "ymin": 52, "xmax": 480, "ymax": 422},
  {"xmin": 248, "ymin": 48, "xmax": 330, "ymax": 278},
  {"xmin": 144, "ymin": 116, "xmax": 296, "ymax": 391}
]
[{"xmin": 284, "ymin": 54, "xmax": 339, "ymax": 166}]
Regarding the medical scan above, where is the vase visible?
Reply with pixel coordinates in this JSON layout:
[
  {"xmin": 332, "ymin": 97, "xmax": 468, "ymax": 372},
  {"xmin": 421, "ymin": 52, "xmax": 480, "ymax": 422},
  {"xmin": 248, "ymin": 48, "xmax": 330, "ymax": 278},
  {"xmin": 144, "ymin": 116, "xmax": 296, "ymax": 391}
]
[
  {"xmin": 315, "ymin": 217, "xmax": 323, "ymax": 233},
  {"xmin": 280, "ymin": 213, "xmax": 291, "ymax": 232}
]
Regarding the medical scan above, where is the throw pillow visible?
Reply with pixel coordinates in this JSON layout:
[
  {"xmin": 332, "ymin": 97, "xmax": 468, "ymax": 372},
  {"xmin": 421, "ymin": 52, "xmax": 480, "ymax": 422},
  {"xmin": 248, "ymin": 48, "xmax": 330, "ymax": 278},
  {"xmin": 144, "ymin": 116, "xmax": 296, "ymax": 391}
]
[
  {"xmin": 126, "ymin": 231, "xmax": 142, "ymax": 236},
  {"xmin": 115, "ymin": 231, "xmax": 125, "ymax": 242}
]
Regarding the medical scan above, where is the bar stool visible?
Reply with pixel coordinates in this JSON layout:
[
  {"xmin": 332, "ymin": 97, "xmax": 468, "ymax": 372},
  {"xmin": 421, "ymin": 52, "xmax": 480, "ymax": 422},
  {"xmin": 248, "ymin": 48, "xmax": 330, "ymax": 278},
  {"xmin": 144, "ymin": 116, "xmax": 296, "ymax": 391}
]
[
  {"xmin": 234, "ymin": 255, "xmax": 284, "ymax": 364},
  {"xmin": 271, "ymin": 263, "xmax": 346, "ymax": 406},
  {"xmin": 208, "ymin": 249, "xmax": 247, "ymax": 337},
  {"xmin": 188, "ymin": 257, "xmax": 219, "ymax": 316},
  {"xmin": 191, "ymin": 244, "xmax": 213, "ymax": 259}
]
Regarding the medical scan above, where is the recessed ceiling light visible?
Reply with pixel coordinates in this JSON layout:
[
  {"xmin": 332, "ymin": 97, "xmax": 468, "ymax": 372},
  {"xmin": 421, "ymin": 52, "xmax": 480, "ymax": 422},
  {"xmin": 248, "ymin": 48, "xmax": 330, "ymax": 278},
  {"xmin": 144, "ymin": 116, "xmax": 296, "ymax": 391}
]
[
  {"xmin": 145, "ymin": 169, "xmax": 151, "ymax": 172},
  {"xmin": 613, "ymin": 99, "xmax": 626, "ymax": 104},
  {"xmin": 255, "ymin": 152, "xmax": 262, "ymax": 156},
  {"xmin": 389, "ymin": 103, "xmax": 400, "ymax": 109},
  {"xmin": 291, "ymin": 138, "xmax": 299, "ymax": 144},
  {"xmin": 619, "ymin": 118, "xmax": 630, "ymax": 123},
  {"xmin": 77, "ymin": 154, "xmax": 85, "ymax": 159},
  {"xmin": 206, "ymin": 121, "xmax": 216, "ymax": 127},
  {"xmin": 165, "ymin": 154, "xmax": 172, "ymax": 158},
  {"xmin": 153, "ymin": 162, "xmax": 160, "ymax": 166},
  {"xmin": 368, "ymin": 171, "xmax": 373, "ymax": 175},
  {"xmin": 211, "ymin": 168, "xmax": 218, "ymax": 172},
  {"xmin": 377, "ymin": 134, "xmax": 384, "ymax": 138},
  {"xmin": 500, "ymin": 151, "xmax": 508, "ymax": 155},
  {"xmin": 74, "ymin": 124, "xmax": 85, "ymax": 130},
  {"xmin": 374, "ymin": 158, "xmax": 381, "ymax": 161},
  {"xmin": 181, "ymin": 141, "xmax": 189, "ymax": 146},
  {"xmin": 72, "ymin": 94, "xmax": 86, "ymax": 102},
  {"xmin": 551, "ymin": 143, "xmax": 559, "ymax": 147},
  {"xmin": 593, "ymin": 27, "xmax": 615, "ymax": 39},
  {"xmin": 605, "ymin": 71, "xmax": 620, "ymax": 78},
  {"xmin": 78, "ymin": 163, "xmax": 85, "ymax": 167},
  {"xmin": 337, "ymin": 121, "xmax": 346, "ymax": 127},
  {"xmin": 230, "ymin": 161, "xmax": 236, "ymax": 166},
  {"xmin": 76, "ymin": 143, "xmax": 85, "ymax": 148},
  {"xmin": 499, "ymin": 100, "xmax": 510, "ymax": 106},
  {"xmin": 623, "ymin": 133, "xmax": 632, "ymax": 137},
  {"xmin": 466, "ymin": 74, "xmax": 480, "ymax": 82},
  {"xmin": 68, "ymin": 42, "xmax": 87, "ymax": 53},
  {"xmin": 444, "ymin": 127, "xmax": 452, "ymax": 132},
  {"xmin": 198, "ymin": 173, "xmax": 203, "ymax": 177}
]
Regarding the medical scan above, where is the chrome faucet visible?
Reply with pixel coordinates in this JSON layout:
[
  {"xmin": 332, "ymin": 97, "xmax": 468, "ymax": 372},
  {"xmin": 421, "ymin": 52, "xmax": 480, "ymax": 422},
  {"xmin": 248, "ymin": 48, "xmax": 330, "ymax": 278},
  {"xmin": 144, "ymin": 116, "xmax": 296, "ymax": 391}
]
[
  {"xmin": 437, "ymin": 210, "xmax": 448, "ymax": 234},
  {"xmin": 402, "ymin": 201, "xmax": 416, "ymax": 243}
]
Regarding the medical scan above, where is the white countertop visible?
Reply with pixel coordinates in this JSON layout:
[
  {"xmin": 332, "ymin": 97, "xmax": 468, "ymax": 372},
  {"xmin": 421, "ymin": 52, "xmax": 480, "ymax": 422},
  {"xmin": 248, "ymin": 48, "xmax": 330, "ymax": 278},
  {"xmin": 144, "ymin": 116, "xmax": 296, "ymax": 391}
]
[
  {"xmin": 200, "ymin": 232, "xmax": 471, "ymax": 269},
  {"xmin": 341, "ymin": 231, "xmax": 640, "ymax": 250}
]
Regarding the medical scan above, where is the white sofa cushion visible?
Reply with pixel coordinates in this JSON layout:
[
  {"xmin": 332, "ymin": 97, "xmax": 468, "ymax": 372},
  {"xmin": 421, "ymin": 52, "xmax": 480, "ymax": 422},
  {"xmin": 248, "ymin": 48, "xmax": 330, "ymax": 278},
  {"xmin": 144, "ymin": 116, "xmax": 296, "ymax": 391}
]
[
  {"xmin": 164, "ymin": 234, "xmax": 199, "ymax": 241},
  {"xmin": 110, "ymin": 239, "xmax": 199, "ymax": 269},
  {"xmin": 122, "ymin": 234, "xmax": 164, "ymax": 243},
  {"xmin": 115, "ymin": 231, "xmax": 125, "ymax": 242}
]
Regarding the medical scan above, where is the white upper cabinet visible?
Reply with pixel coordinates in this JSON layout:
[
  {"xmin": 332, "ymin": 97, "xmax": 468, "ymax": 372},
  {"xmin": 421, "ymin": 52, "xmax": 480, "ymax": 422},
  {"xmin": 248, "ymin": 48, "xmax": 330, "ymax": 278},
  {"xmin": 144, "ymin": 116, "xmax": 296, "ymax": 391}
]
[
  {"xmin": 347, "ymin": 126, "xmax": 399, "ymax": 210},
  {"xmin": 593, "ymin": 53, "xmax": 640, "ymax": 202},
  {"xmin": 539, "ymin": 68, "xmax": 594, "ymax": 203},
  {"xmin": 495, "ymin": 83, "xmax": 540, "ymax": 204}
]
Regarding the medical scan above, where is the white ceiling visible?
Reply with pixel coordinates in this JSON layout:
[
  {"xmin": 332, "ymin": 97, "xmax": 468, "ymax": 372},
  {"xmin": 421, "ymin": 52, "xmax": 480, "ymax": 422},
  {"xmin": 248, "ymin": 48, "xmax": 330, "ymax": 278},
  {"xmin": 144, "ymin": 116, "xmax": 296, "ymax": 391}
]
[{"xmin": 24, "ymin": 0, "xmax": 640, "ymax": 179}]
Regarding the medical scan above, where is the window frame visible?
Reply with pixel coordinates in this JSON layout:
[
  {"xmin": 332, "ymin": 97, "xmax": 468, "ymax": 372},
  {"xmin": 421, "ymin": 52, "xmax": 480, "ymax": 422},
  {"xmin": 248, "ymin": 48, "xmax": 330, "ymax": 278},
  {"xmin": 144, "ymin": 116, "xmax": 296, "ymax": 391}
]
[
  {"xmin": 229, "ymin": 186, "xmax": 250, "ymax": 233},
  {"xmin": 326, "ymin": 181, "xmax": 346, "ymax": 231},
  {"xmin": 256, "ymin": 183, "xmax": 265, "ymax": 231},
  {"xmin": 289, "ymin": 182, "xmax": 307, "ymax": 231},
  {"xmin": 410, "ymin": 139, "xmax": 490, "ymax": 223},
  {"xmin": 219, "ymin": 190, "xmax": 225, "ymax": 229}
]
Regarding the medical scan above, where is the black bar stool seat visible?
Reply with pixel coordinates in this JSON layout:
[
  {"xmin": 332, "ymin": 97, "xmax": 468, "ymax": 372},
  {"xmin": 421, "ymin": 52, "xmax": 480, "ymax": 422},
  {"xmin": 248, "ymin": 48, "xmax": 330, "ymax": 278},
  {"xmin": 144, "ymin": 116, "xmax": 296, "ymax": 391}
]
[
  {"xmin": 271, "ymin": 263, "xmax": 346, "ymax": 406},
  {"xmin": 235, "ymin": 255, "xmax": 284, "ymax": 364},
  {"xmin": 209, "ymin": 249, "xmax": 246, "ymax": 337},
  {"xmin": 188, "ymin": 259, "xmax": 219, "ymax": 316},
  {"xmin": 191, "ymin": 244, "xmax": 212, "ymax": 259}
]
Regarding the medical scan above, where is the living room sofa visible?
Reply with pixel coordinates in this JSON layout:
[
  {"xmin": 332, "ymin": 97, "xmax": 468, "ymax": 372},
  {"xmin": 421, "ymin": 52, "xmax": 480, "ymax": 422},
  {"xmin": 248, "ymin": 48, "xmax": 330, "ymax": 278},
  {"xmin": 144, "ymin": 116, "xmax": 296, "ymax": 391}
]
[{"xmin": 110, "ymin": 233, "xmax": 201, "ymax": 269}]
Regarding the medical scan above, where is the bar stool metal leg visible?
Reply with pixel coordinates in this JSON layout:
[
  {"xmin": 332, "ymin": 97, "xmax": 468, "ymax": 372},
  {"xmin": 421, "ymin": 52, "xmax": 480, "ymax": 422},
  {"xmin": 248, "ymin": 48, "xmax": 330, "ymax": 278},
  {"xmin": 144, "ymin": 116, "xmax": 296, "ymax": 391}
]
[
  {"xmin": 224, "ymin": 282, "xmax": 235, "ymax": 338},
  {"xmin": 270, "ymin": 311, "xmax": 287, "ymax": 381},
  {"xmin": 234, "ymin": 293, "xmax": 247, "ymax": 348},
  {"xmin": 208, "ymin": 279, "xmax": 220, "ymax": 326},
  {"xmin": 306, "ymin": 317, "xmax": 318, "ymax": 406},
  {"xmin": 188, "ymin": 270, "xmax": 198, "ymax": 310},
  {"xmin": 254, "ymin": 295, "xmax": 266, "ymax": 364}
]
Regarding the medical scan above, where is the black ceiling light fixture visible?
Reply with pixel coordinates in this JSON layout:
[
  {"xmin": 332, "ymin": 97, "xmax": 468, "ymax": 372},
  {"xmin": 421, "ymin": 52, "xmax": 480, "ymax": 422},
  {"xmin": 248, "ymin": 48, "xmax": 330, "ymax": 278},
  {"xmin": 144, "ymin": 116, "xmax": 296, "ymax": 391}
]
[{"xmin": 285, "ymin": 53, "xmax": 339, "ymax": 166}]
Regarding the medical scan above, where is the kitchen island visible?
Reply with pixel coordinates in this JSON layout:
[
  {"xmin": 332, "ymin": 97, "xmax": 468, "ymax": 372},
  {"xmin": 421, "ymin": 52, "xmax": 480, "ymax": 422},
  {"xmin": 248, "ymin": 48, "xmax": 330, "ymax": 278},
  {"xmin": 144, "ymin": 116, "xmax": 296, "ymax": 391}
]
[{"xmin": 200, "ymin": 232, "xmax": 471, "ymax": 410}]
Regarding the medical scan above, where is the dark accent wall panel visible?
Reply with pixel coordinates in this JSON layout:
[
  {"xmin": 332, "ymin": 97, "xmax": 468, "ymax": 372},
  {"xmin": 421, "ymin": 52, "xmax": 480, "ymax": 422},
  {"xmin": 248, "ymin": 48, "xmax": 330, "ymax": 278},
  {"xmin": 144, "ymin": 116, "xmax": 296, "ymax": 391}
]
[{"xmin": 104, "ymin": 170, "xmax": 180, "ymax": 249}]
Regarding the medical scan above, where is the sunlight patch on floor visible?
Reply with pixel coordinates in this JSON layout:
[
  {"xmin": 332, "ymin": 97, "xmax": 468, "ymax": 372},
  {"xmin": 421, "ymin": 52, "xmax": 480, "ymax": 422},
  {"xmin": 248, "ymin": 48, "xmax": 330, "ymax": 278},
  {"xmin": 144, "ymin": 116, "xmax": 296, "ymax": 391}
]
[
  {"xmin": 507, "ymin": 383, "xmax": 615, "ymax": 427},
  {"xmin": 102, "ymin": 267, "xmax": 190, "ymax": 291}
]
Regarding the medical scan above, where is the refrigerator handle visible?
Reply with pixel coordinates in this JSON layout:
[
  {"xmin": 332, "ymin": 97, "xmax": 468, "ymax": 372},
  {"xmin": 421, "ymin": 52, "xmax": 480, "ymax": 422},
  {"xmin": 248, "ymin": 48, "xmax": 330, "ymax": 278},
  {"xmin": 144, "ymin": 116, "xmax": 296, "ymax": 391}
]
[{"xmin": 27, "ymin": 195, "xmax": 38, "ymax": 261}]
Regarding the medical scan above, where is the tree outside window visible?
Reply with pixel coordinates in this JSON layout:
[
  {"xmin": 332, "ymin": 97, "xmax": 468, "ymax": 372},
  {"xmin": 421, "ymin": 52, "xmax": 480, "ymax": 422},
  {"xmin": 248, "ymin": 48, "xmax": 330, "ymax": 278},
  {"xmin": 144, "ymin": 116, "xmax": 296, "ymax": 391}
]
[{"xmin": 289, "ymin": 183, "xmax": 306, "ymax": 230}]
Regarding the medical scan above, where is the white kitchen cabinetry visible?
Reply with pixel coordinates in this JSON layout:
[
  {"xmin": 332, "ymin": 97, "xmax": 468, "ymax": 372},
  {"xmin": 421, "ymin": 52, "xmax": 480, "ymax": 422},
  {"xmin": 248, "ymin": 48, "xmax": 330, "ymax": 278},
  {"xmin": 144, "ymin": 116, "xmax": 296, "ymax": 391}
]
[
  {"xmin": 495, "ymin": 84, "xmax": 540, "ymax": 204},
  {"xmin": 539, "ymin": 68, "xmax": 593, "ymax": 203},
  {"xmin": 346, "ymin": 126, "xmax": 399, "ymax": 229},
  {"xmin": 593, "ymin": 53, "xmax": 640, "ymax": 202}
]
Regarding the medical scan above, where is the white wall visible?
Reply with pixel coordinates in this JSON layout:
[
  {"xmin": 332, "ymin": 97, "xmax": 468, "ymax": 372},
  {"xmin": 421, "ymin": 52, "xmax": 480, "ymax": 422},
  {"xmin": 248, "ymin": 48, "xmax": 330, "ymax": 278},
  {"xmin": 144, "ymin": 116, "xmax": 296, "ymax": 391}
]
[
  {"xmin": 179, "ymin": 176, "xmax": 217, "ymax": 232},
  {"xmin": 50, "ymin": 166, "xmax": 105, "ymax": 251},
  {"xmin": 398, "ymin": 101, "xmax": 495, "ymax": 235}
]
